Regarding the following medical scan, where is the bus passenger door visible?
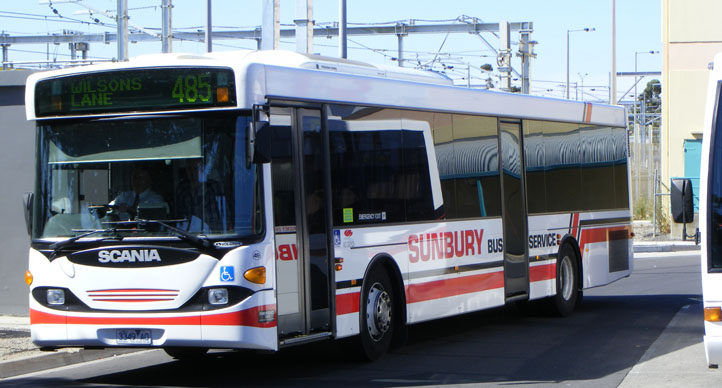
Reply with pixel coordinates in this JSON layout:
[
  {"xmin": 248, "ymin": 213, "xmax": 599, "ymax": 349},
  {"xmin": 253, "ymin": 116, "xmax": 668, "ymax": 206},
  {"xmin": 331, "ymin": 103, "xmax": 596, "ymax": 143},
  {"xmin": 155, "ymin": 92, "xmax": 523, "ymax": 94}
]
[
  {"xmin": 499, "ymin": 120, "xmax": 530, "ymax": 301},
  {"xmin": 269, "ymin": 106, "xmax": 333, "ymax": 341}
]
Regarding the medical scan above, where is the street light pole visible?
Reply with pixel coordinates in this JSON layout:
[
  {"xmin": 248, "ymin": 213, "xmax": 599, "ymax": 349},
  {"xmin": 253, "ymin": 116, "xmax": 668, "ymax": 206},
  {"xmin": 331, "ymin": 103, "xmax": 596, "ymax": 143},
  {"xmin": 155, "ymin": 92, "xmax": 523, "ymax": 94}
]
[
  {"xmin": 634, "ymin": 50, "xmax": 659, "ymax": 126},
  {"xmin": 566, "ymin": 27, "xmax": 594, "ymax": 99}
]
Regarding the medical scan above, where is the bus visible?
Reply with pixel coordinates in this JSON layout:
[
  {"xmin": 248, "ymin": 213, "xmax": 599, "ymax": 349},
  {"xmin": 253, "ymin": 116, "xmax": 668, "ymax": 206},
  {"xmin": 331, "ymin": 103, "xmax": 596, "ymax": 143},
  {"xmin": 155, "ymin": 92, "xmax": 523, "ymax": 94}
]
[
  {"xmin": 23, "ymin": 49, "xmax": 633, "ymax": 360},
  {"xmin": 700, "ymin": 52, "xmax": 722, "ymax": 368}
]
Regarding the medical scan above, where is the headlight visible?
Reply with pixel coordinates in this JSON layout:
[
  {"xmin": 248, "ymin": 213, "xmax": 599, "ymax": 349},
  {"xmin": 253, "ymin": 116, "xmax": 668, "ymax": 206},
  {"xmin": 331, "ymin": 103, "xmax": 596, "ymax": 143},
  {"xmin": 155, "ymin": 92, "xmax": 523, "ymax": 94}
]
[
  {"xmin": 208, "ymin": 288, "xmax": 229, "ymax": 305},
  {"xmin": 46, "ymin": 289, "xmax": 65, "ymax": 305}
]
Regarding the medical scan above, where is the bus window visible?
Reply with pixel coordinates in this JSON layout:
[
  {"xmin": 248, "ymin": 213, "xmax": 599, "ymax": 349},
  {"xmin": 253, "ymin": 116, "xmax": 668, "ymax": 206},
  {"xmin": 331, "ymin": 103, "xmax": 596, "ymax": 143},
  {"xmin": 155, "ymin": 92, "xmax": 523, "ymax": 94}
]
[
  {"xmin": 35, "ymin": 114, "xmax": 259, "ymax": 239},
  {"xmin": 545, "ymin": 122, "xmax": 582, "ymax": 212},
  {"xmin": 327, "ymin": 105, "xmax": 439, "ymax": 225}
]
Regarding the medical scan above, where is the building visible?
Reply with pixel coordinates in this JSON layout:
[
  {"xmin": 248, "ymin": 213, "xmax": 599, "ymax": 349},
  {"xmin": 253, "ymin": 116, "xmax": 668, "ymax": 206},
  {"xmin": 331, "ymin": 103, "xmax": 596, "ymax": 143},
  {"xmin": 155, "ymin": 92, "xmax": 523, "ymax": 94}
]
[
  {"xmin": 661, "ymin": 0, "xmax": 722, "ymax": 237},
  {"xmin": 0, "ymin": 70, "xmax": 36, "ymax": 315}
]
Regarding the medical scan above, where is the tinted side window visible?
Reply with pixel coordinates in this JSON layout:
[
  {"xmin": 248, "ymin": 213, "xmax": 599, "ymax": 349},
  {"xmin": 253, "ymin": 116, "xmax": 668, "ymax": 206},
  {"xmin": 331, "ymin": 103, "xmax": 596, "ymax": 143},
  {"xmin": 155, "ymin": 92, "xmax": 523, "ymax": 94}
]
[
  {"xmin": 327, "ymin": 105, "xmax": 437, "ymax": 225},
  {"xmin": 434, "ymin": 114, "xmax": 501, "ymax": 219},
  {"xmin": 545, "ymin": 122, "xmax": 582, "ymax": 212},
  {"xmin": 611, "ymin": 126, "xmax": 631, "ymax": 209},
  {"xmin": 524, "ymin": 120, "xmax": 546, "ymax": 214},
  {"xmin": 709, "ymin": 84, "xmax": 722, "ymax": 270},
  {"xmin": 268, "ymin": 108, "xmax": 296, "ymax": 228},
  {"xmin": 456, "ymin": 115, "xmax": 501, "ymax": 218},
  {"xmin": 580, "ymin": 126, "xmax": 616, "ymax": 210}
]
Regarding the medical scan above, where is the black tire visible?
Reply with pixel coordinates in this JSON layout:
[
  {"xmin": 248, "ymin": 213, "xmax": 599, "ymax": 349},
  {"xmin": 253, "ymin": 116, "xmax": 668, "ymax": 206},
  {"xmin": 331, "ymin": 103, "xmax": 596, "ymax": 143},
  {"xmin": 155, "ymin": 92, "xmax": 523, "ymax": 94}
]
[
  {"xmin": 359, "ymin": 267, "xmax": 395, "ymax": 361},
  {"xmin": 163, "ymin": 347, "xmax": 208, "ymax": 361},
  {"xmin": 551, "ymin": 244, "xmax": 579, "ymax": 317}
]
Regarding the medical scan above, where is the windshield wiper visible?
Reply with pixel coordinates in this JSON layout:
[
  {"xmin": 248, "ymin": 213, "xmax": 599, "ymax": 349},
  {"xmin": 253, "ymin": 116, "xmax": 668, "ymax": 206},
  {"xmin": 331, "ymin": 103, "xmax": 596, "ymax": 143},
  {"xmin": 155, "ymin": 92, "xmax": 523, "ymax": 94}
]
[
  {"xmin": 137, "ymin": 219, "xmax": 215, "ymax": 251},
  {"xmin": 48, "ymin": 228, "xmax": 129, "ymax": 259}
]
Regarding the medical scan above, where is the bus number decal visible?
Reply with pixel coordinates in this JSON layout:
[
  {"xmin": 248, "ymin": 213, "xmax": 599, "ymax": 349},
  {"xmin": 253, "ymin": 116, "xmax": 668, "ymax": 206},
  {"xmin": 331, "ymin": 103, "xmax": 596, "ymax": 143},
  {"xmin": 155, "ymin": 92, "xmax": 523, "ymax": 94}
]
[{"xmin": 171, "ymin": 74, "xmax": 212, "ymax": 103}]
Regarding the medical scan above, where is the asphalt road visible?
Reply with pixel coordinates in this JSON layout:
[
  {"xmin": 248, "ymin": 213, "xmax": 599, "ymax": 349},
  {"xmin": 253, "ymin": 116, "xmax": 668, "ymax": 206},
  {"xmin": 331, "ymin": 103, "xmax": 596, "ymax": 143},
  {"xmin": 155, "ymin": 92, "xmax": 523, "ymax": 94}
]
[{"xmin": 2, "ymin": 251, "xmax": 708, "ymax": 387}]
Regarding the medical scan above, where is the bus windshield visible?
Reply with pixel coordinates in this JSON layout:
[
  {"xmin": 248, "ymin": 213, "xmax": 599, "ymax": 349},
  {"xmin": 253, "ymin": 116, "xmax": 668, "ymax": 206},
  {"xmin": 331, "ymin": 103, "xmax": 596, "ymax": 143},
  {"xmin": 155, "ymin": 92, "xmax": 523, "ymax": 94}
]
[{"xmin": 33, "ymin": 113, "xmax": 261, "ymax": 241}]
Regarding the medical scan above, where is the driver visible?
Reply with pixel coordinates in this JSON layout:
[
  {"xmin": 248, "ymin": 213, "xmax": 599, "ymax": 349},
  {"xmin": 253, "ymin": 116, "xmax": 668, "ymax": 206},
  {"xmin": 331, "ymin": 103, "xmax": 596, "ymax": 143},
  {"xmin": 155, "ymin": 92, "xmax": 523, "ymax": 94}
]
[{"xmin": 109, "ymin": 166, "xmax": 164, "ymax": 220}]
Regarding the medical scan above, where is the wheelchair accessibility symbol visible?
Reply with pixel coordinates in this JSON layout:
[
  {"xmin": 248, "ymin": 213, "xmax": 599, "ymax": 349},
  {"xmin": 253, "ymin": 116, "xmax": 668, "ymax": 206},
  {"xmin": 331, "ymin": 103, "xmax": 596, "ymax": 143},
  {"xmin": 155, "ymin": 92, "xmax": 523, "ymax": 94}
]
[{"xmin": 220, "ymin": 266, "xmax": 235, "ymax": 282}]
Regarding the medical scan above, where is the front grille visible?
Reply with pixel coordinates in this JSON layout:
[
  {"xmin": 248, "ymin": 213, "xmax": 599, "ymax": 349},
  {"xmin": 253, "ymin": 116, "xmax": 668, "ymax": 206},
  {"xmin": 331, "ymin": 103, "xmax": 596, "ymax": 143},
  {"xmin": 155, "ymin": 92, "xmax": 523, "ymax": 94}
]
[{"xmin": 87, "ymin": 288, "xmax": 180, "ymax": 303}]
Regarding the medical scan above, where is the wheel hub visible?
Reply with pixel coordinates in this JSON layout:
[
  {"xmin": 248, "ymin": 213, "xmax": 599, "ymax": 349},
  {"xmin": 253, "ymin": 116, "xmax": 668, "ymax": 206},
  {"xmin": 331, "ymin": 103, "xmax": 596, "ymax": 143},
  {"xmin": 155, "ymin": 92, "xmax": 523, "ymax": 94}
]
[
  {"xmin": 366, "ymin": 283, "xmax": 392, "ymax": 341},
  {"xmin": 560, "ymin": 255, "xmax": 574, "ymax": 301}
]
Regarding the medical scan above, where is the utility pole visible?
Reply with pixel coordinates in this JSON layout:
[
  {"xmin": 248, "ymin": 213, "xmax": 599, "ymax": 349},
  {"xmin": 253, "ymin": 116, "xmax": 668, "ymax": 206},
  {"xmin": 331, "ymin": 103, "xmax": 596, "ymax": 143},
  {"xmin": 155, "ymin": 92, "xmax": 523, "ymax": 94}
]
[
  {"xmin": 205, "ymin": 0, "xmax": 212, "ymax": 52},
  {"xmin": 610, "ymin": 0, "xmax": 617, "ymax": 104},
  {"xmin": 76, "ymin": 42, "xmax": 89, "ymax": 60},
  {"xmin": 498, "ymin": 21, "xmax": 511, "ymax": 92},
  {"xmin": 396, "ymin": 23, "xmax": 407, "ymax": 67},
  {"xmin": 1, "ymin": 32, "xmax": 9, "ymax": 70},
  {"xmin": 262, "ymin": 0, "xmax": 280, "ymax": 50},
  {"xmin": 518, "ymin": 23, "xmax": 534, "ymax": 94},
  {"xmin": 295, "ymin": 0, "xmax": 313, "ymax": 54},
  {"xmin": 162, "ymin": 0, "xmax": 172, "ymax": 53},
  {"xmin": 116, "ymin": 0, "xmax": 128, "ymax": 60},
  {"xmin": 339, "ymin": 0, "xmax": 347, "ymax": 58}
]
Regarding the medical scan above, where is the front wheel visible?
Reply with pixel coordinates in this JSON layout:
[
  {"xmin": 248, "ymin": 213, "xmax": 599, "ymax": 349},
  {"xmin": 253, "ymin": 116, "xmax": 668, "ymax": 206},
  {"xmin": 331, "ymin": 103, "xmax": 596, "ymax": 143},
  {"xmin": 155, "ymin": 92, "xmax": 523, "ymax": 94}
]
[
  {"xmin": 359, "ymin": 267, "xmax": 395, "ymax": 361},
  {"xmin": 551, "ymin": 244, "xmax": 579, "ymax": 317}
]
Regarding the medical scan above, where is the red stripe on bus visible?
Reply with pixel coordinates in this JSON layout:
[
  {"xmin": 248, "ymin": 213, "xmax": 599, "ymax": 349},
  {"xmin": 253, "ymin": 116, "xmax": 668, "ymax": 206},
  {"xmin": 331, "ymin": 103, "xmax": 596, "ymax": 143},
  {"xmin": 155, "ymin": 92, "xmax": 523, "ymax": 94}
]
[
  {"xmin": 585, "ymin": 103, "xmax": 593, "ymax": 123},
  {"xmin": 88, "ymin": 294, "xmax": 178, "ymax": 298},
  {"xmin": 529, "ymin": 263, "xmax": 556, "ymax": 282},
  {"xmin": 571, "ymin": 213, "xmax": 580, "ymax": 239},
  {"xmin": 336, "ymin": 292, "xmax": 360, "ymax": 315},
  {"xmin": 87, "ymin": 289, "xmax": 179, "ymax": 293},
  {"xmin": 30, "ymin": 305, "xmax": 277, "ymax": 328},
  {"xmin": 200, "ymin": 305, "xmax": 276, "ymax": 328},
  {"xmin": 578, "ymin": 225, "xmax": 632, "ymax": 253},
  {"xmin": 91, "ymin": 299, "xmax": 176, "ymax": 302},
  {"xmin": 406, "ymin": 271, "xmax": 504, "ymax": 304}
]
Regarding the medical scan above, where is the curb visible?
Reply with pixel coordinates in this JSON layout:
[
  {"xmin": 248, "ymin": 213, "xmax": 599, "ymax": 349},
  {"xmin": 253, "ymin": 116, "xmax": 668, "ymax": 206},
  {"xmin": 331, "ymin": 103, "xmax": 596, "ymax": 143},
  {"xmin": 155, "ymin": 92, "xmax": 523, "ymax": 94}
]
[
  {"xmin": 633, "ymin": 243, "xmax": 701, "ymax": 253},
  {"xmin": 0, "ymin": 348, "xmax": 141, "ymax": 379}
]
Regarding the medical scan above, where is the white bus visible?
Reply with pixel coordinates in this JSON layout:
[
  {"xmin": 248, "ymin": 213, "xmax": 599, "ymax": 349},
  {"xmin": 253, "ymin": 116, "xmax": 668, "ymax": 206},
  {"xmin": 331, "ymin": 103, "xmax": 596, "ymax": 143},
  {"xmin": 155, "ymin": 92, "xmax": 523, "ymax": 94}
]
[
  {"xmin": 700, "ymin": 52, "xmax": 722, "ymax": 368},
  {"xmin": 24, "ymin": 49, "xmax": 632, "ymax": 360}
]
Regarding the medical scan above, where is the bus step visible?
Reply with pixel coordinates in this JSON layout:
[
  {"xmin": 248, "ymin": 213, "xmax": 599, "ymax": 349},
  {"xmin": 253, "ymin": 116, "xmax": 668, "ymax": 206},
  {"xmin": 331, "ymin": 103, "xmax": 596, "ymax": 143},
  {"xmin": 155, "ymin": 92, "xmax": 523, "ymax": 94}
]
[
  {"xmin": 279, "ymin": 331, "xmax": 333, "ymax": 348},
  {"xmin": 505, "ymin": 293, "xmax": 529, "ymax": 303}
]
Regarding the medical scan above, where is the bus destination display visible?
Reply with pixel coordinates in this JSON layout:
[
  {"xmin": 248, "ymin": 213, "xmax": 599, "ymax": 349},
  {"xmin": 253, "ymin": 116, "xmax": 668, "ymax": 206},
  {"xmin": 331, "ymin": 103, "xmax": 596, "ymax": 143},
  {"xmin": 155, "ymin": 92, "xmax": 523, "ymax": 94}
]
[{"xmin": 35, "ymin": 67, "xmax": 236, "ymax": 117}]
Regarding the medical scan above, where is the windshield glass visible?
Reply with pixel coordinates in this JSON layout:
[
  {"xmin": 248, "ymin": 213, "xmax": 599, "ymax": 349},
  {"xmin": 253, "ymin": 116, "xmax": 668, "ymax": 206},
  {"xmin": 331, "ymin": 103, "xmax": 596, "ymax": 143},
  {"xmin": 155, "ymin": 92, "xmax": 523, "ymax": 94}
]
[{"xmin": 34, "ymin": 113, "xmax": 262, "ymax": 240}]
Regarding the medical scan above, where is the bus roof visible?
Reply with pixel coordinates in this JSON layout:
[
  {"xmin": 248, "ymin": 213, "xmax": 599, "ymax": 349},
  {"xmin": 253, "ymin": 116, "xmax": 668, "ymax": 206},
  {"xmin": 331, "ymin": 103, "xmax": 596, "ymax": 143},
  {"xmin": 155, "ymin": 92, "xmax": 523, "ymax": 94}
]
[{"xmin": 26, "ymin": 49, "xmax": 626, "ymax": 127}]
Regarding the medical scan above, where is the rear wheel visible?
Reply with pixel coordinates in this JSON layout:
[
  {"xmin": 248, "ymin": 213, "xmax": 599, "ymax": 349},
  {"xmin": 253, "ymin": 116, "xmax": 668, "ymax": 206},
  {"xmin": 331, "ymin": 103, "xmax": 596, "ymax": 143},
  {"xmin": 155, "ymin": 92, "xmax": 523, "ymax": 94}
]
[
  {"xmin": 551, "ymin": 244, "xmax": 579, "ymax": 317},
  {"xmin": 359, "ymin": 267, "xmax": 395, "ymax": 361}
]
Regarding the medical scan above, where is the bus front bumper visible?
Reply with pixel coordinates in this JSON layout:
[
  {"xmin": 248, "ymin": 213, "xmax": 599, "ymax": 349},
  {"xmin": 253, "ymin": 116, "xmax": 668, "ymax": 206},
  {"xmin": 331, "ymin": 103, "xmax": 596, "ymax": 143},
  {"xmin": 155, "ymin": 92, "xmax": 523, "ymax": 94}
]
[{"xmin": 29, "ymin": 292, "xmax": 278, "ymax": 351}]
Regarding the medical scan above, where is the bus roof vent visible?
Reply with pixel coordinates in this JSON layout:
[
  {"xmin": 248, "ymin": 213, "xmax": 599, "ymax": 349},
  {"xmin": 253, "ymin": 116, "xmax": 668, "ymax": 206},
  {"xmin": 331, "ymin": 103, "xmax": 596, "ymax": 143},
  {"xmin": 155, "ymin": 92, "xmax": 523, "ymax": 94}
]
[
  {"xmin": 129, "ymin": 53, "xmax": 212, "ymax": 63},
  {"xmin": 299, "ymin": 56, "xmax": 452, "ymax": 85},
  {"xmin": 247, "ymin": 50, "xmax": 452, "ymax": 86}
]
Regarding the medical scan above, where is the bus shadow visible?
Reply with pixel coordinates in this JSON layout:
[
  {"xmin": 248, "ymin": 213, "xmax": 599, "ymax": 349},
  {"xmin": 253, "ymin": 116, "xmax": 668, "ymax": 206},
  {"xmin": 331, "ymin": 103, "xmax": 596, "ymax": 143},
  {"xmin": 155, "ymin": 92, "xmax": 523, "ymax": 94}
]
[{"xmin": 6, "ymin": 294, "xmax": 702, "ymax": 387}]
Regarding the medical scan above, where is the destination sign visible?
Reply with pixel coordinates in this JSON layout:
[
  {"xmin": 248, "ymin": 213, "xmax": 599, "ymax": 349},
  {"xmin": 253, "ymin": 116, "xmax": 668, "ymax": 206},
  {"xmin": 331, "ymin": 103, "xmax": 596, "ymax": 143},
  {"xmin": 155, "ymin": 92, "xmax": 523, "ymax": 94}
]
[{"xmin": 35, "ymin": 67, "xmax": 236, "ymax": 117}]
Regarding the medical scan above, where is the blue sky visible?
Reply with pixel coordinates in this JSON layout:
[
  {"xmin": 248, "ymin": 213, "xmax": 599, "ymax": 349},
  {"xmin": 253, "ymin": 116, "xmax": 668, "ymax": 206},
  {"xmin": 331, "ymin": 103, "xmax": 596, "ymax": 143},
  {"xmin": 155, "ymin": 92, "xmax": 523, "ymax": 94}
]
[{"xmin": 0, "ymin": 0, "xmax": 661, "ymax": 102}]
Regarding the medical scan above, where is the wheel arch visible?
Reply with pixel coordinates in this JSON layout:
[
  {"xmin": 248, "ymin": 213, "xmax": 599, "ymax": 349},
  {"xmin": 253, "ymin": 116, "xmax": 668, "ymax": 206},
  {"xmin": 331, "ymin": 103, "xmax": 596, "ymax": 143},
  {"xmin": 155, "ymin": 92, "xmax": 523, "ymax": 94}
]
[
  {"xmin": 362, "ymin": 253, "xmax": 407, "ymax": 327},
  {"xmin": 559, "ymin": 234, "xmax": 583, "ymax": 291}
]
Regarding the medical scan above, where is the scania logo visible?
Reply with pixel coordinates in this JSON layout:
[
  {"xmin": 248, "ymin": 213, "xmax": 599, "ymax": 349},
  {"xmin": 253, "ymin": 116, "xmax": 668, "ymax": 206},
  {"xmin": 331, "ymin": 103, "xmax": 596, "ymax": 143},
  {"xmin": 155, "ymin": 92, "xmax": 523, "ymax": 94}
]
[{"xmin": 98, "ymin": 249, "xmax": 161, "ymax": 263}]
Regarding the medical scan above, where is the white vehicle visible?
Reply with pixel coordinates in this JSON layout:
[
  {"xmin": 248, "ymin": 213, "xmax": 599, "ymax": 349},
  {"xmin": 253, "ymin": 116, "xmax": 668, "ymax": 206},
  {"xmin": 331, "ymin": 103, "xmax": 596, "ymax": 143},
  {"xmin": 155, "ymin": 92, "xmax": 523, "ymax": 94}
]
[
  {"xmin": 24, "ymin": 49, "xmax": 633, "ymax": 360},
  {"xmin": 699, "ymin": 52, "xmax": 722, "ymax": 368}
]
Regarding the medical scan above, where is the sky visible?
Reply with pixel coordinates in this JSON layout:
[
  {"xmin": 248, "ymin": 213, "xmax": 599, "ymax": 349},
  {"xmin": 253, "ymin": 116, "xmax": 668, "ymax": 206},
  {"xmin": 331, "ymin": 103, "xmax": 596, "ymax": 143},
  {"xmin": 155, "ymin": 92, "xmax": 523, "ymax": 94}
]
[{"xmin": 0, "ymin": 0, "xmax": 662, "ymax": 103}]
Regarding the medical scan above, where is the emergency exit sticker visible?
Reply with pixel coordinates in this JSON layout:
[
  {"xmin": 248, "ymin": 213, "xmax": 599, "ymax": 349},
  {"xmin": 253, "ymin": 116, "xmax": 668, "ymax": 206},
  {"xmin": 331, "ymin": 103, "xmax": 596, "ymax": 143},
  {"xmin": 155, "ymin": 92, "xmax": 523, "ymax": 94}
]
[{"xmin": 343, "ymin": 208, "xmax": 353, "ymax": 223}]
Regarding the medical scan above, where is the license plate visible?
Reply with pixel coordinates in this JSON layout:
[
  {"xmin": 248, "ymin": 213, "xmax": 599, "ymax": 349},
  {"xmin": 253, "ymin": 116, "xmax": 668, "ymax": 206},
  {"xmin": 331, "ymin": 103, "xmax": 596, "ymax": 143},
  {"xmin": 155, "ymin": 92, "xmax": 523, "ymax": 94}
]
[{"xmin": 116, "ymin": 329, "xmax": 152, "ymax": 345}]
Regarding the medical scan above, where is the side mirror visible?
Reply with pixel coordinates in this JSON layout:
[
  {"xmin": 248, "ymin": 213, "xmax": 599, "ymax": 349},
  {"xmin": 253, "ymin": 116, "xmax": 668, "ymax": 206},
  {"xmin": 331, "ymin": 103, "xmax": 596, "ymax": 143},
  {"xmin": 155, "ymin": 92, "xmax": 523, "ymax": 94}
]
[
  {"xmin": 22, "ymin": 192, "xmax": 33, "ymax": 236},
  {"xmin": 253, "ymin": 121, "xmax": 272, "ymax": 164},
  {"xmin": 670, "ymin": 178, "xmax": 694, "ymax": 223}
]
